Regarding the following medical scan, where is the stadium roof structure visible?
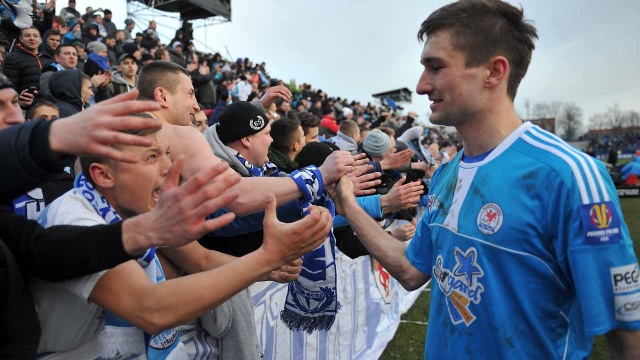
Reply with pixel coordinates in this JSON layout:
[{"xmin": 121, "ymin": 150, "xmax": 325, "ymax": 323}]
[
  {"xmin": 129, "ymin": 0, "xmax": 231, "ymax": 21},
  {"xmin": 372, "ymin": 88, "xmax": 412, "ymax": 104}
]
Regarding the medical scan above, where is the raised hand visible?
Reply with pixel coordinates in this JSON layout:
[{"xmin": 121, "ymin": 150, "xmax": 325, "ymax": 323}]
[
  {"xmin": 380, "ymin": 176, "xmax": 424, "ymax": 213},
  {"xmin": 259, "ymin": 84, "xmax": 292, "ymax": 109},
  {"xmin": 48, "ymin": 89, "xmax": 163, "ymax": 163},
  {"xmin": 379, "ymin": 148, "xmax": 414, "ymax": 170},
  {"xmin": 348, "ymin": 164, "xmax": 381, "ymax": 196},
  {"xmin": 260, "ymin": 193, "xmax": 332, "ymax": 265},
  {"xmin": 18, "ymin": 89, "xmax": 36, "ymax": 108},
  {"xmin": 262, "ymin": 258, "xmax": 303, "ymax": 283}
]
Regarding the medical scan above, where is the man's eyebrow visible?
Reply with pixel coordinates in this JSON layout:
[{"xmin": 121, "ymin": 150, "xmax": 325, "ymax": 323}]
[{"xmin": 421, "ymin": 56, "xmax": 442, "ymax": 65}]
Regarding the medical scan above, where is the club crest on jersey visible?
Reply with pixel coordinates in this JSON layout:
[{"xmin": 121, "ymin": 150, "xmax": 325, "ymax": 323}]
[
  {"xmin": 432, "ymin": 247, "xmax": 485, "ymax": 326},
  {"xmin": 427, "ymin": 194, "xmax": 440, "ymax": 212},
  {"xmin": 477, "ymin": 203, "xmax": 503, "ymax": 235},
  {"xmin": 579, "ymin": 201, "xmax": 621, "ymax": 245}
]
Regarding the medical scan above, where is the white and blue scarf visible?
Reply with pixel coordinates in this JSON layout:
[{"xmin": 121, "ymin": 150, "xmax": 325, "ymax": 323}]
[
  {"xmin": 233, "ymin": 150, "xmax": 280, "ymax": 178},
  {"xmin": 283, "ymin": 167, "xmax": 340, "ymax": 333},
  {"xmin": 74, "ymin": 174, "xmax": 187, "ymax": 360}
]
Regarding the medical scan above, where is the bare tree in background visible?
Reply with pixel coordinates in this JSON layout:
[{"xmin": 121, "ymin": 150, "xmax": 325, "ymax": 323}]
[
  {"xmin": 557, "ymin": 103, "xmax": 583, "ymax": 141},
  {"xmin": 588, "ymin": 104, "xmax": 640, "ymax": 131},
  {"xmin": 532, "ymin": 101, "xmax": 563, "ymax": 120}
]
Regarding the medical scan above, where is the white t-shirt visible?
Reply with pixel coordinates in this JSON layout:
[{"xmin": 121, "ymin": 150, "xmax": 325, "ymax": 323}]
[{"xmin": 32, "ymin": 189, "xmax": 219, "ymax": 359}]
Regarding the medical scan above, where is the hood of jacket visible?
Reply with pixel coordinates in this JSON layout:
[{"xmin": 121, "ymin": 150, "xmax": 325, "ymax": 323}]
[
  {"xmin": 203, "ymin": 124, "xmax": 251, "ymax": 177},
  {"xmin": 50, "ymin": 69, "xmax": 83, "ymax": 110},
  {"xmin": 110, "ymin": 70, "xmax": 136, "ymax": 88},
  {"xmin": 330, "ymin": 131, "xmax": 359, "ymax": 152}
]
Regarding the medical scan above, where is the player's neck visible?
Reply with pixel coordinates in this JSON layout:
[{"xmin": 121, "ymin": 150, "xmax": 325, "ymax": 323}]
[{"xmin": 457, "ymin": 100, "xmax": 522, "ymax": 157}]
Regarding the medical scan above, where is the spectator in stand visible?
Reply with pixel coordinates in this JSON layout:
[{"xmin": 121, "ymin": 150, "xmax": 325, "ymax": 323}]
[
  {"xmin": 145, "ymin": 20, "xmax": 158, "ymax": 38},
  {"xmin": 134, "ymin": 32, "xmax": 144, "ymax": 46},
  {"xmin": 123, "ymin": 18, "xmax": 135, "ymax": 42},
  {"xmin": 60, "ymin": 0, "xmax": 82, "ymax": 23},
  {"xmin": 268, "ymin": 114, "xmax": 306, "ymax": 173},
  {"xmin": 329, "ymin": 119, "xmax": 360, "ymax": 155},
  {"xmin": 141, "ymin": 29, "xmax": 159, "ymax": 51},
  {"xmin": 3, "ymin": 27, "xmax": 44, "ymax": 95},
  {"xmin": 50, "ymin": 69, "xmax": 93, "ymax": 117},
  {"xmin": 102, "ymin": 9, "xmax": 117, "ymax": 38},
  {"xmin": 298, "ymin": 112, "xmax": 321, "ymax": 143},
  {"xmin": 342, "ymin": 107, "xmax": 354, "ymax": 122},
  {"xmin": 39, "ymin": 44, "xmax": 79, "ymax": 101},
  {"xmin": 91, "ymin": 10, "xmax": 107, "ymax": 39},
  {"xmin": 26, "ymin": 100, "xmax": 59, "ymax": 121},
  {"xmin": 188, "ymin": 53, "xmax": 216, "ymax": 109},
  {"xmin": 95, "ymin": 54, "xmax": 138, "ymax": 102},
  {"xmin": 80, "ymin": 6, "xmax": 94, "ymax": 24},
  {"xmin": 81, "ymin": 22, "xmax": 100, "ymax": 46},
  {"xmin": 72, "ymin": 40, "xmax": 86, "ymax": 72},
  {"xmin": 276, "ymin": 98, "xmax": 291, "ymax": 117},
  {"xmin": 105, "ymin": 35, "xmax": 119, "ymax": 65},
  {"xmin": 0, "ymin": 32, "xmax": 9, "ymax": 71},
  {"xmin": 115, "ymin": 30, "xmax": 126, "ymax": 51},
  {"xmin": 233, "ymin": 74, "xmax": 252, "ymax": 101},
  {"xmin": 38, "ymin": 29, "xmax": 60, "ymax": 67},
  {"xmin": 154, "ymin": 47, "xmax": 170, "ymax": 61},
  {"xmin": 51, "ymin": 17, "xmax": 68, "ymax": 37},
  {"xmin": 192, "ymin": 103, "xmax": 209, "ymax": 132},
  {"xmin": 140, "ymin": 52, "xmax": 154, "ymax": 67},
  {"xmin": 320, "ymin": 106, "xmax": 339, "ymax": 137},
  {"xmin": 62, "ymin": 19, "xmax": 81, "ymax": 44},
  {"xmin": 208, "ymin": 87, "xmax": 230, "ymax": 126},
  {"xmin": 169, "ymin": 41, "xmax": 185, "ymax": 66},
  {"xmin": 84, "ymin": 41, "xmax": 110, "ymax": 77},
  {"xmin": 397, "ymin": 110, "xmax": 418, "ymax": 137},
  {"xmin": 266, "ymin": 102, "xmax": 280, "ymax": 121}
]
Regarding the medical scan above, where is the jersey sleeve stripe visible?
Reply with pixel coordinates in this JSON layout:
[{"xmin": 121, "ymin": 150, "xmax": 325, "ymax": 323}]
[
  {"xmin": 529, "ymin": 126, "xmax": 610, "ymax": 202},
  {"xmin": 521, "ymin": 133, "xmax": 591, "ymax": 204}
]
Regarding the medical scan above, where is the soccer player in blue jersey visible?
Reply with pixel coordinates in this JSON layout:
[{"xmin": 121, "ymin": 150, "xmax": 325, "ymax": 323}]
[{"xmin": 335, "ymin": 0, "xmax": 640, "ymax": 358}]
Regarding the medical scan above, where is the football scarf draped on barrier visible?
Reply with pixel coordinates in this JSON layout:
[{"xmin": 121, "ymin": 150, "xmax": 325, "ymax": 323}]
[
  {"xmin": 73, "ymin": 174, "xmax": 187, "ymax": 360},
  {"xmin": 284, "ymin": 167, "xmax": 340, "ymax": 333}
]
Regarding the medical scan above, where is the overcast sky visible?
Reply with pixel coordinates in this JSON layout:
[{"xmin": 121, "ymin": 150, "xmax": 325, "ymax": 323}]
[{"xmin": 70, "ymin": 0, "xmax": 639, "ymax": 129}]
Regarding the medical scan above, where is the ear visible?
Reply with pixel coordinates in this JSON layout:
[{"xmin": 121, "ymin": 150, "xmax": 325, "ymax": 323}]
[
  {"xmin": 89, "ymin": 163, "xmax": 115, "ymax": 189},
  {"xmin": 154, "ymin": 87, "xmax": 169, "ymax": 108},
  {"xmin": 484, "ymin": 55, "xmax": 509, "ymax": 91},
  {"xmin": 292, "ymin": 141, "xmax": 300, "ymax": 153},
  {"xmin": 240, "ymin": 136, "xmax": 251, "ymax": 149}
]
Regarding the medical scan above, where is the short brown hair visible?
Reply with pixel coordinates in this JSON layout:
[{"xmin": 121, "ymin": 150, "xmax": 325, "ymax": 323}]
[
  {"xmin": 80, "ymin": 113, "xmax": 160, "ymax": 187},
  {"xmin": 297, "ymin": 112, "xmax": 320, "ymax": 135},
  {"xmin": 418, "ymin": 0, "xmax": 537, "ymax": 100},
  {"xmin": 136, "ymin": 61, "xmax": 189, "ymax": 101},
  {"xmin": 338, "ymin": 120, "xmax": 359, "ymax": 138}
]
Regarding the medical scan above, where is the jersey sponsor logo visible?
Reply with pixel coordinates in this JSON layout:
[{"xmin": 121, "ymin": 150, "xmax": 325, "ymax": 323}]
[
  {"xmin": 432, "ymin": 247, "xmax": 485, "ymax": 326},
  {"xmin": 614, "ymin": 292, "xmax": 640, "ymax": 322},
  {"xmin": 476, "ymin": 203, "xmax": 503, "ymax": 235},
  {"xmin": 579, "ymin": 201, "xmax": 622, "ymax": 245},
  {"xmin": 611, "ymin": 264, "xmax": 640, "ymax": 294}
]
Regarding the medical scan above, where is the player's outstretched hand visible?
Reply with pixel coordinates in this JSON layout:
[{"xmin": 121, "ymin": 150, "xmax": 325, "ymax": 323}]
[
  {"xmin": 125, "ymin": 158, "xmax": 241, "ymax": 253},
  {"xmin": 48, "ymin": 89, "xmax": 163, "ymax": 163},
  {"xmin": 260, "ymin": 193, "xmax": 332, "ymax": 265},
  {"xmin": 348, "ymin": 164, "xmax": 381, "ymax": 196},
  {"xmin": 318, "ymin": 150, "xmax": 355, "ymax": 185},
  {"xmin": 380, "ymin": 176, "xmax": 424, "ymax": 213}
]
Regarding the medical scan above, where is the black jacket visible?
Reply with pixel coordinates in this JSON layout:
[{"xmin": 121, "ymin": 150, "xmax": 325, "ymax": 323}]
[
  {"xmin": 50, "ymin": 69, "xmax": 84, "ymax": 118},
  {"xmin": 2, "ymin": 44, "xmax": 43, "ymax": 94},
  {"xmin": 0, "ymin": 119, "xmax": 135, "ymax": 359},
  {"xmin": 190, "ymin": 70, "xmax": 216, "ymax": 105},
  {"xmin": 103, "ymin": 19, "xmax": 117, "ymax": 38}
]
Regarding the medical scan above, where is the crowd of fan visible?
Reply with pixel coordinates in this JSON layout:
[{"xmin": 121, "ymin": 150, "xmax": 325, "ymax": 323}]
[{"xmin": 0, "ymin": 2, "xmax": 466, "ymax": 359}]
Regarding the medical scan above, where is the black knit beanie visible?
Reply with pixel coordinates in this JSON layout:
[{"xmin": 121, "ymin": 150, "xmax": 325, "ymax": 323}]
[{"xmin": 217, "ymin": 101, "xmax": 269, "ymax": 144}]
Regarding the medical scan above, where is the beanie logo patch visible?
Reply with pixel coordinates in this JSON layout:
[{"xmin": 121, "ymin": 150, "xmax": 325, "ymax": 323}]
[{"xmin": 250, "ymin": 115, "xmax": 265, "ymax": 131}]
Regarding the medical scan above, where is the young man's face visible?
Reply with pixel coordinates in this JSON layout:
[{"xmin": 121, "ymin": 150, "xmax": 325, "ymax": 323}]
[
  {"xmin": 245, "ymin": 123, "xmax": 272, "ymax": 167},
  {"xmin": 46, "ymin": 35, "xmax": 61, "ymax": 50},
  {"xmin": 30, "ymin": 105, "xmax": 59, "ymax": 120},
  {"xmin": 106, "ymin": 38, "xmax": 116, "ymax": 47},
  {"xmin": 118, "ymin": 58, "xmax": 138, "ymax": 78},
  {"xmin": 304, "ymin": 126, "xmax": 319, "ymax": 143},
  {"xmin": 74, "ymin": 45, "xmax": 85, "ymax": 58},
  {"xmin": 192, "ymin": 110, "xmax": 208, "ymax": 132},
  {"xmin": 165, "ymin": 73, "xmax": 200, "ymax": 126},
  {"xmin": 106, "ymin": 130, "xmax": 171, "ymax": 218},
  {"xmin": 416, "ymin": 30, "xmax": 486, "ymax": 127},
  {"xmin": 55, "ymin": 46, "xmax": 78, "ymax": 69},
  {"xmin": 20, "ymin": 28, "xmax": 42, "ymax": 52},
  {"xmin": 0, "ymin": 88, "xmax": 25, "ymax": 130},
  {"xmin": 81, "ymin": 79, "xmax": 94, "ymax": 104}
]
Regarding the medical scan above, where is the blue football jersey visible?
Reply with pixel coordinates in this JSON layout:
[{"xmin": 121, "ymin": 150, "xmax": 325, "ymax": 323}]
[{"xmin": 406, "ymin": 122, "xmax": 640, "ymax": 359}]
